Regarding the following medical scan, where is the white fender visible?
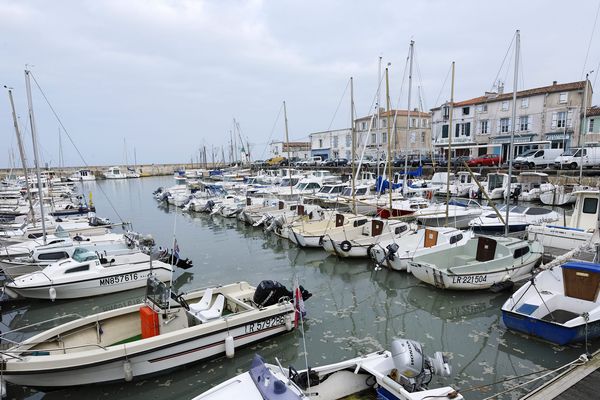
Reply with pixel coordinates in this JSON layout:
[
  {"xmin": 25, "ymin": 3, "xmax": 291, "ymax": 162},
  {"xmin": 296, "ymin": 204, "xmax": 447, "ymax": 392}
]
[
  {"xmin": 285, "ymin": 314, "xmax": 293, "ymax": 331},
  {"xmin": 225, "ymin": 335, "xmax": 235, "ymax": 358},
  {"xmin": 123, "ymin": 360, "xmax": 133, "ymax": 382},
  {"xmin": 49, "ymin": 287, "xmax": 57, "ymax": 302}
]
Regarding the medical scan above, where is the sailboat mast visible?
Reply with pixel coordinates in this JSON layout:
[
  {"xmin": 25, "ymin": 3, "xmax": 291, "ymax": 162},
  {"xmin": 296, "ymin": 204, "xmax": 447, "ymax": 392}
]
[
  {"xmin": 385, "ymin": 68, "xmax": 393, "ymax": 216},
  {"xmin": 7, "ymin": 88, "xmax": 37, "ymax": 226},
  {"xmin": 350, "ymin": 77, "xmax": 356, "ymax": 214},
  {"xmin": 283, "ymin": 100, "xmax": 292, "ymax": 196},
  {"xmin": 505, "ymin": 30, "xmax": 520, "ymax": 236},
  {"xmin": 25, "ymin": 69, "xmax": 47, "ymax": 244},
  {"xmin": 445, "ymin": 62, "xmax": 455, "ymax": 225},
  {"xmin": 403, "ymin": 41, "xmax": 415, "ymax": 197},
  {"xmin": 377, "ymin": 56, "xmax": 382, "ymax": 178},
  {"xmin": 579, "ymin": 73, "xmax": 590, "ymax": 183}
]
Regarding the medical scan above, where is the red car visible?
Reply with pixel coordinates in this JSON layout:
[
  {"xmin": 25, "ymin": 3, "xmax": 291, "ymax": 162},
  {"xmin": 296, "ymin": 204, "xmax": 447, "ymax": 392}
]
[{"xmin": 467, "ymin": 154, "xmax": 502, "ymax": 167}]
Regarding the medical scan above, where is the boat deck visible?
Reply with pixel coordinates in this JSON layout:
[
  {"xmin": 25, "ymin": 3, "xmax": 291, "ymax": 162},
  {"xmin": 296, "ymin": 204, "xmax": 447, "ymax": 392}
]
[{"xmin": 540, "ymin": 309, "xmax": 580, "ymax": 324}]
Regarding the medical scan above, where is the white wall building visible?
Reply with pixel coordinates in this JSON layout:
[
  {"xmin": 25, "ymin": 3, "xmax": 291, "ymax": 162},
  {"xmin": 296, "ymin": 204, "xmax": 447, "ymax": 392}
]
[
  {"xmin": 269, "ymin": 141, "xmax": 311, "ymax": 160},
  {"xmin": 309, "ymin": 128, "xmax": 353, "ymax": 160}
]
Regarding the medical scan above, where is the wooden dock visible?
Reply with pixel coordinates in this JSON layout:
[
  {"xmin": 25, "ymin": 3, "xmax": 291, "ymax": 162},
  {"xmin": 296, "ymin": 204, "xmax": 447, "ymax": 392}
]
[{"xmin": 521, "ymin": 349, "xmax": 600, "ymax": 399}]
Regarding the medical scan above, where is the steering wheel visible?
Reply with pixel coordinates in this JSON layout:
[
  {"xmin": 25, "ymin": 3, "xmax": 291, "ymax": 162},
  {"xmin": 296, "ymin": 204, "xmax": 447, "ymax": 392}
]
[{"xmin": 176, "ymin": 294, "xmax": 190, "ymax": 310}]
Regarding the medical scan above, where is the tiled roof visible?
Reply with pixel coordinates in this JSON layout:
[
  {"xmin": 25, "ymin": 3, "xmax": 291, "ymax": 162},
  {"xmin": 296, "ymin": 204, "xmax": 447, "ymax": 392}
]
[
  {"xmin": 588, "ymin": 106, "xmax": 600, "ymax": 117},
  {"xmin": 432, "ymin": 80, "xmax": 588, "ymax": 110},
  {"xmin": 355, "ymin": 109, "xmax": 430, "ymax": 121}
]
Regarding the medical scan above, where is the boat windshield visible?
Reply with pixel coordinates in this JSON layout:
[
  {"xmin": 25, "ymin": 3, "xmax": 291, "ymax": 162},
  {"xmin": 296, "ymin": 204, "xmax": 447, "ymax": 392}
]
[
  {"xmin": 319, "ymin": 186, "xmax": 333, "ymax": 193},
  {"xmin": 72, "ymin": 248, "xmax": 98, "ymax": 262},
  {"xmin": 146, "ymin": 275, "xmax": 170, "ymax": 309}
]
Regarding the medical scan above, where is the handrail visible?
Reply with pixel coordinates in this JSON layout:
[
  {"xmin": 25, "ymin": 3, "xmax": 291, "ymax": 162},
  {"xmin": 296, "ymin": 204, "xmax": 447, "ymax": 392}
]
[
  {"xmin": 1, "ymin": 343, "xmax": 108, "ymax": 353},
  {"xmin": 0, "ymin": 313, "xmax": 83, "ymax": 338}
]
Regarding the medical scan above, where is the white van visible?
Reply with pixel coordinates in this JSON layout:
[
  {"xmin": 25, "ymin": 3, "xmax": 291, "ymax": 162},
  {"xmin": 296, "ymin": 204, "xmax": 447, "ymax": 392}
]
[
  {"xmin": 554, "ymin": 147, "xmax": 600, "ymax": 169},
  {"xmin": 514, "ymin": 148, "xmax": 563, "ymax": 168}
]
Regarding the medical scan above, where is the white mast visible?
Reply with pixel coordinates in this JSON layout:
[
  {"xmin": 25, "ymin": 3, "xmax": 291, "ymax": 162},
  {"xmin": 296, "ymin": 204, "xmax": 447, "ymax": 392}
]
[
  {"xmin": 350, "ymin": 77, "xmax": 356, "ymax": 214},
  {"xmin": 579, "ymin": 72, "xmax": 592, "ymax": 183},
  {"xmin": 403, "ymin": 40, "xmax": 415, "ymax": 196},
  {"xmin": 445, "ymin": 62, "xmax": 455, "ymax": 225},
  {"xmin": 505, "ymin": 30, "xmax": 520, "ymax": 236},
  {"xmin": 25, "ymin": 69, "xmax": 47, "ymax": 244}
]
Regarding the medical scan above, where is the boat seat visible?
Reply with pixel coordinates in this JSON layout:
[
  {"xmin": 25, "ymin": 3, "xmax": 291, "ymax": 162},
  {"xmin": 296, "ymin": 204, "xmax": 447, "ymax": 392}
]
[
  {"xmin": 194, "ymin": 294, "xmax": 225, "ymax": 323},
  {"xmin": 189, "ymin": 288, "xmax": 214, "ymax": 314}
]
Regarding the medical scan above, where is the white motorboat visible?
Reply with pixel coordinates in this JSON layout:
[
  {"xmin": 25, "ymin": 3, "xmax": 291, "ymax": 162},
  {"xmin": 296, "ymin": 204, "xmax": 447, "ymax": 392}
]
[
  {"xmin": 468, "ymin": 205, "xmax": 559, "ymax": 233},
  {"xmin": 470, "ymin": 173, "xmax": 518, "ymax": 200},
  {"xmin": 408, "ymin": 236, "xmax": 543, "ymax": 290},
  {"xmin": 517, "ymin": 172, "xmax": 550, "ymax": 202},
  {"xmin": 272, "ymin": 177, "xmax": 323, "ymax": 201},
  {"xmin": 413, "ymin": 200, "xmax": 484, "ymax": 229},
  {"xmin": 288, "ymin": 213, "xmax": 368, "ymax": 248},
  {"xmin": 539, "ymin": 183, "xmax": 588, "ymax": 206},
  {"xmin": 0, "ymin": 277, "xmax": 311, "ymax": 388},
  {"xmin": 192, "ymin": 338, "xmax": 461, "ymax": 400},
  {"xmin": 528, "ymin": 190, "xmax": 599, "ymax": 252},
  {"xmin": 322, "ymin": 219, "xmax": 414, "ymax": 258},
  {"xmin": 369, "ymin": 227, "xmax": 473, "ymax": 271},
  {"xmin": 436, "ymin": 171, "xmax": 481, "ymax": 197},
  {"xmin": 68, "ymin": 169, "xmax": 96, "ymax": 181},
  {"xmin": 104, "ymin": 166, "xmax": 127, "ymax": 179},
  {"xmin": 502, "ymin": 260, "xmax": 600, "ymax": 345},
  {"xmin": 376, "ymin": 197, "xmax": 430, "ymax": 219},
  {"xmin": 3, "ymin": 248, "xmax": 173, "ymax": 300}
]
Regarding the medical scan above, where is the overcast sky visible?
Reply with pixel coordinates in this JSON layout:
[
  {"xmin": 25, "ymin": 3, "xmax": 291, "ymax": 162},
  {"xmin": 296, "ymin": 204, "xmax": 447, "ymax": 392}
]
[{"xmin": 1, "ymin": 0, "xmax": 599, "ymax": 167}]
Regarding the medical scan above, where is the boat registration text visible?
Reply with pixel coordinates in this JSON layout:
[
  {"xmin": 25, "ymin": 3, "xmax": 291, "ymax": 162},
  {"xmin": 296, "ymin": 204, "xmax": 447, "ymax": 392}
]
[
  {"xmin": 100, "ymin": 273, "xmax": 140, "ymax": 286},
  {"xmin": 244, "ymin": 315, "xmax": 285, "ymax": 334},
  {"xmin": 451, "ymin": 275, "xmax": 487, "ymax": 284}
]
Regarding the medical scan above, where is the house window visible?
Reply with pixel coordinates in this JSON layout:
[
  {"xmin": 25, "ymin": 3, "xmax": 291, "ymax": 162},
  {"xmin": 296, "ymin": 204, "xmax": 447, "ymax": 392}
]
[
  {"xmin": 559, "ymin": 92, "xmax": 568, "ymax": 104},
  {"xmin": 519, "ymin": 116, "xmax": 529, "ymax": 131},
  {"xmin": 557, "ymin": 111, "xmax": 566, "ymax": 128},
  {"xmin": 371, "ymin": 133, "xmax": 376, "ymax": 144},
  {"xmin": 421, "ymin": 132, "xmax": 426, "ymax": 143},
  {"xmin": 480, "ymin": 120, "xmax": 489, "ymax": 134},
  {"xmin": 360, "ymin": 122, "xmax": 367, "ymax": 130},
  {"xmin": 382, "ymin": 132, "xmax": 387, "ymax": 143},
  {"xmin": 422, "ymin": 118, "xmax": 427, "ymax": 127},
  {"xmin": 381, "ymin": 118, "xmax": 387, "ymax": 128},
  {"xmin": 590, "ymin": 119, "xmax": 595, "ymax": 133},
  {"xmin": 521, "ymin": 98, "xmax": 529, "ymax": 108},
  {"xmin": 477, "ymin": 104, "xmax": 488, "ymax": 112},
  {"xmin": 346, "ymin": 134, "xmax": 351, "ymax": 146},
  {"xmin": 319, "ymin": 139, "xmax": 323, "ymax": 148},
  {"xmin": 500, "ymin": 118, "xmax": 510, "ymax": 133},
  {"xmin": 462, "ymin": 107, "xmax": 470, "ymax": 115},
  {"xmin": 442, "ymin": 105, "xmax": 450, "ymax": 120},
  {"xmin": 551, "ymin": 141, "xmax": 564, "ymax": 149},
  {"xmin": 411, "ymin": 118, "xmax": 417, "ymax": 128},
  {"xmin": 460, "ymin": 122, "xmax": 471, "ymax": 136},
  {"xmin": 501, "ymin": 101, "xmax": 509, "ymax": 111},
  {"xmin": 441, "ymin": 124, "xmax": 449, "ymax": 138}
]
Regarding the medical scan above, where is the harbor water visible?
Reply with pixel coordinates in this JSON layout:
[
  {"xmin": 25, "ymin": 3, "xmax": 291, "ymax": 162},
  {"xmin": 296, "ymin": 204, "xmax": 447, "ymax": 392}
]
[{"xmin": 1, "ymin": 176, "xmax": 596, "ymax": 399}]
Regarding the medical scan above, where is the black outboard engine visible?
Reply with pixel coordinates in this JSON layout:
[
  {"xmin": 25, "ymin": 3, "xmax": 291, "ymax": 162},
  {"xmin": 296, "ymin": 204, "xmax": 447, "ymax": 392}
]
[
  {"xmin": 390, "ymin": 339, "xmax": 452, "ymax": 393},
  {"xmin": 253, "ymin": 280, "xmax": 312, "ymax": 307}
]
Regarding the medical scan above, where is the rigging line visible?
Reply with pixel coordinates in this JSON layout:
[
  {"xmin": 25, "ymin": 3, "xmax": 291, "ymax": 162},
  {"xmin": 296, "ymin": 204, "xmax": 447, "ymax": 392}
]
[
  {"xmin": 413, "ymin": 47, "xmax": 428, "ymax": 111},
  {"xmin": 28, "ymin": 71, "xmax": 126, "ymax": 224},
  {"xmin": 259, "ymin": 103, "xmax": 284, "ymax": 160},
  {"xmin": 326, "ymin": 78, "xmax": 351, "ymax": 131},
  {"xmin": 490, "ymin": 33, "xmax": 516, "ymax": 91},
  {"xmin": 593, "ymin": 57, "xmax": 600, "ymax": 90},
  {"xmin": 433, "ymin": 63, "xmax": 452, "ymax": 108},
  {"xmin": 581, "ymin": 0, "xmax": 600, "ymax": 79}
]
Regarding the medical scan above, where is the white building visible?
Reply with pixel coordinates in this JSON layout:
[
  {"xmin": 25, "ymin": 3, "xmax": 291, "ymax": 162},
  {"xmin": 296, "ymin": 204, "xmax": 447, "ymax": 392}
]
[
  {"xmin": 269, "ymin": 141, "xmax": 311, "ymax": 160},
  {"xmin": 309, "ymin": 128, "xmax": 352, "ymax": 160},
  {"xmin": 431, "ymin": 80, "xmax": 593, "ymax": 160}
]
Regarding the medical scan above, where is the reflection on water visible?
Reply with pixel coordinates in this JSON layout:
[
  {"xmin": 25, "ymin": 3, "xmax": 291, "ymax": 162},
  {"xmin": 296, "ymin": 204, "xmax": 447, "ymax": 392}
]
[{"xmin": 3, "ymin": 176, "xmax": 597, "ymax": 400}]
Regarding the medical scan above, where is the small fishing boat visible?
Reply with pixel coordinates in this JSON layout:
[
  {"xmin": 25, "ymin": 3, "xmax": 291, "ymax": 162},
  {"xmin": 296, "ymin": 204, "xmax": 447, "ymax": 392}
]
[
  {"xmin": 376, "ymin": 197, "xmax": 430, "ymax": 219},
  {"xmin": 517, "ymin": 172, "xmax": 550, "ymax": 202},
  {"xmin": 287, "ymin": 213, "xmax": 368, "ymax": 248},
  {"xmin": 436, "ymin": 171, "xmax": 481, "ymax": 197},
  {"xmin": 322, "ymin": 219, "xmax": 414, "ymax": 258},
  {"xmin": 192, "ymin": 338, "xmax": 461, "ymax": 400},
  {"xmin": 470, "ymin": 173, "xmax": 518, "ymax": 200},
  {"xmin": 528, "ymin": 190, "xmax": 599, "ymax": 252},
  {"xmin": 104, "ymin": 166, "xmax": 127, "ymax": 180},
  {"xmin": 539, "ymin": 184, "xmax": 581, "ymax": 206},
  {"xmin": 468, "ymin": 205, "xmax": 559, "ymax": 233},
  {"xmin": 413, "ymin": 200, "xmax": 484, "ymax": 229},
  {"xmin": 408, "ymin": 236, "xmax": 543, "ymax": 290},
  {"xmin": 2, "ymin": 248, "xmax": 173, "ymax": 300},
  {"xmin": 369, "ymin": 227, "xmax": 473, "ymax": 271},
  {"xmin": 502, "ymin": 260, "xmax": 600, "ymax": 345},
  {"xmin": 0, "ymin": 277, "xmax": 311, "ymax": 388}
]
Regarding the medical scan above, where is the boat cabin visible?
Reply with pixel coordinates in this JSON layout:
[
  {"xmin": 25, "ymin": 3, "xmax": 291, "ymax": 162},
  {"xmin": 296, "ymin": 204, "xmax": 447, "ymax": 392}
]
[{"xmin": 569, "ymin": 190, "xmax": 600, "ymax": 230}]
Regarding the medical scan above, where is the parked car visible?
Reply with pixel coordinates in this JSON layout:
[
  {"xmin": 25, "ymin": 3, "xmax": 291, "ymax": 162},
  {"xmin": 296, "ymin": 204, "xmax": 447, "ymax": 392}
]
[
  {"xmin": 266, "ymin": 156, "xmax": 286, "ymax": 166},
  {"xmin": 411, "ymin": 154, "xmax": 446, "ymax": 167},
  {"xmin": 440, "ymin": 155, "xmax": 472, "ymax": 167},
  {"xmin": 393, "ymin": 155, "xmax": 419, "ymax": 167},
  {"xmin": 296, "ymin": 156, "xmax": 323, "ymax": 167},
  {"xmin": 467, "ymin": 154, "xmax": 502, "ymax": 167},
  {"xmin": 326, "ymin": 158, "xmax": 348, "ymax": 167},
  {"xmin": 514, "ymin": 148, "xmax": 563, "ymax": 169}
]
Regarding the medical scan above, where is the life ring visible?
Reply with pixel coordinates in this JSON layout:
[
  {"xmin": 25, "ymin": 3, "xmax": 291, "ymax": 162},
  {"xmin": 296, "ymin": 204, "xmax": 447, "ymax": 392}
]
[{"xmin": 340, "ymin": 240, "xmax": 352, "ymax": 252}]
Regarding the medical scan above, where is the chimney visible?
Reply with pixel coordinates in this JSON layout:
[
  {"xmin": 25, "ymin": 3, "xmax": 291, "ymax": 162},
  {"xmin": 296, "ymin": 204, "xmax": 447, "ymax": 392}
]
[{"xmin": 552, "ymin": 81, "xmax": 557, "ymax": 85}]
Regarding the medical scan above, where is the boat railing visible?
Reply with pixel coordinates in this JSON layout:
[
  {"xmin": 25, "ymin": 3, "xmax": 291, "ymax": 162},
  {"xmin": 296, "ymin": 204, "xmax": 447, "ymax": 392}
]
[{"xmin": 0, "ymin": 313, "xmax": 83, "ymax": 344}]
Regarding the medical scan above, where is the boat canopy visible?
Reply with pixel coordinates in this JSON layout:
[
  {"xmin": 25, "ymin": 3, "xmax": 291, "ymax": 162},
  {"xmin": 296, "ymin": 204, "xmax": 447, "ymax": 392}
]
[{"xmin": 72, "ymin": 248, "xmax": 98, "ymax": 262}]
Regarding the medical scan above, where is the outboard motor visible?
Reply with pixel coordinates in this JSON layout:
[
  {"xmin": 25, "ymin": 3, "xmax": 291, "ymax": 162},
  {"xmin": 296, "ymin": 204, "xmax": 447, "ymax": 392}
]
[
  {"xmin": 202, "ymin": 200, "xmax": 215, "ymax": 213},
  {"xmin": 264, "ymin": 215, "xmax": 284, "ymax": 233},
  {"xmin": 253, "ymin": 280, "xmax": 312, "ymax": 307},
  {"xmin": 390, "ymin": 339, "xmax": 452, "ymax": 393}
]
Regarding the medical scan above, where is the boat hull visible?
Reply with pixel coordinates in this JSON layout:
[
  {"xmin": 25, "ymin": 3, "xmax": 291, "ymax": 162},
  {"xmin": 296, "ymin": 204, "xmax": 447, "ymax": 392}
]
[{"xmin": 502, "ymin": 310, "xmax": 600, "ymax": 345}]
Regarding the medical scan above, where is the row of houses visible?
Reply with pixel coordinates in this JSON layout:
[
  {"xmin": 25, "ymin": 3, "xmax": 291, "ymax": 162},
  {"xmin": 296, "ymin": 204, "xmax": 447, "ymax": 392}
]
[{"xmin": 269, "ymin": 79, "xmax": 599, "ymax": 161}]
